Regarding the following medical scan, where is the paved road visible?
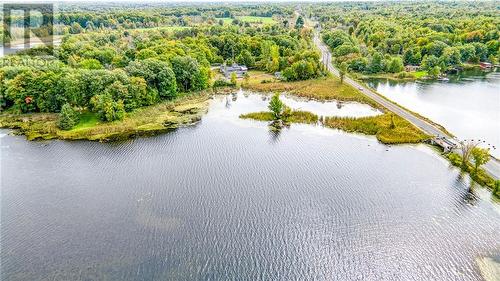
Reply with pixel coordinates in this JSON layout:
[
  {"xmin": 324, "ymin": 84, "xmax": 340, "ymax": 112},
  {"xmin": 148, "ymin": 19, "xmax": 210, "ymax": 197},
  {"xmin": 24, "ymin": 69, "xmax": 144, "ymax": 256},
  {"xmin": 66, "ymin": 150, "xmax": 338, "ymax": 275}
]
[{"xmin": 313, "ymin": 31, "xmax": 500, "ymax": 180}]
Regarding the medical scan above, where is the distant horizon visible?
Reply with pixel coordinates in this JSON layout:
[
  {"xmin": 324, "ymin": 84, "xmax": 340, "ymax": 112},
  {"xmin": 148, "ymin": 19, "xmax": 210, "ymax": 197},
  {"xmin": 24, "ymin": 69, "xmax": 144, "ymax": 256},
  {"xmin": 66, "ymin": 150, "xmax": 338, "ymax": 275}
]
[{"xmin": 1, "ymin": 0, "xmax": 383, "ymax": 3}]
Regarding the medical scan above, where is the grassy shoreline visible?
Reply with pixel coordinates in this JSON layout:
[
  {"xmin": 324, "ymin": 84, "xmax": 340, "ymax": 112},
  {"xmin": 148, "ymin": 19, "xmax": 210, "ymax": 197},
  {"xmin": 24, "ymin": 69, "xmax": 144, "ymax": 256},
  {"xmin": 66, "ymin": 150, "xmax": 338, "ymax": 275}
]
[
  {"xmin": 355, "ymin": 71, "xmax": 428, "ymax": 82},
  {"xmin": 351, "ymin": 75, "xmax": 455, "ymax": 137},
  {"xmin": 242, "ymin": 72, "xmax": 430, "ymax": 144},
  {"xmin": 243, "ymin": 73, "xmax": 382, "ymax": 109},
  {"xmin": 240, "ymin": 110, "xmax": 319, "ymax": 124},
  {"xmin": 446, "ymin": 152, "xmax": 499, "ymax": 198},
  {"xmin": 323, "ymin": 114, "xmax": 430, "ymax": 144},
  {"xmin": 0, "ymin": 94, "xmax": 209, "ymax": 142}
]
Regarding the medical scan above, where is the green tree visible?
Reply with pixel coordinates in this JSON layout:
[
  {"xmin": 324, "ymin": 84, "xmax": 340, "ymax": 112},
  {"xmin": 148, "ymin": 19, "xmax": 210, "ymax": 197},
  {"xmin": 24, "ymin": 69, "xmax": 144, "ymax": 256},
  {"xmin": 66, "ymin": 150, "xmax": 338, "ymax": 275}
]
[
  {"xmin": 171, "ymin": 56, "xmax": 204, "ymax": 92},
  {"xmin": 339, "ymin": 62, "xmax": 348, "ymax": 84},
  {"xmin": 494, "ymin": 181, "xmax": 500, "ymax": 198},
  {"xmin": 268, "ymin": 93, "xmax": 284, "ymax": 119},
  {"xmin": 295, "ymin": 16, "xmax": 304, "ymax": 30},
  {"xmin": 79, "ymin": 59, "xmax": 103, "ymax": 70},
  {"xmin": 90, "ymin": 93, "xmax": 125, "ymax": 122},
  {"xmin": 126, "ymin": 60, "xmax": 177, "ymax": 99},
  {"xmin": 471, "ymin": 147, "xmax": 490, "ymax": 174},
  {"xmin": 333, "ymin": 44, "xmax": 359, "ymax": 57},
  {"xmin": 58, "ymin": 103, "xmax": 79, "ymax": 130},
  {"xmin": 428, "ymin": 66, "xmax": 441, "ymax": 78},
  {"xmin": 386, "ymin": 57, "xmax": 404, "ymax": 73},
  {"xmin": 230, "ymin": 72, "xmax": 237, "ymax": 85},
  {"xmin": 236, "ymin": 50, "xmax": 255, "ymax": 67},
  {"xmin": 441, "ymin": 47, "xmax": 462, "ymax": 67},
  {"xmin": 368, "ymin": 52, "xmax": 384, "ymax": 73},
  {"xmin": 243, "ymin": 72, "xmax": 250, "ymax": 85},
  {"xmin": 282, "ymin": 60, "xmax": 317, "ymax": 81}
]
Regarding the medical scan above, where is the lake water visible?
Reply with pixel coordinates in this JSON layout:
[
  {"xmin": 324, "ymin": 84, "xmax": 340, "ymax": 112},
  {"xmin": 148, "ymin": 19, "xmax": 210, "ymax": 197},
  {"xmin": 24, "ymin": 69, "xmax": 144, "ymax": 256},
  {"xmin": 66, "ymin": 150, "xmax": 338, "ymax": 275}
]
[
  {"xmin": 366, "ymin": 70, "xmax": 500, "ymax": 158},
  {"xmin": 1, "ymin": 92, "xmax": 499, "ymax": 280}
]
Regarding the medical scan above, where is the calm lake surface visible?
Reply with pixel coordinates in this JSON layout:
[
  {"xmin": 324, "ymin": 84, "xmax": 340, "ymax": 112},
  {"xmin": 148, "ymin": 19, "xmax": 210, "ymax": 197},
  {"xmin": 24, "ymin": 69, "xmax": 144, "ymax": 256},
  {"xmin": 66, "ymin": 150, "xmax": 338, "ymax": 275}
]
[
  {"xmin": 1, "ymin": 92, "xmax": 499, "ymax": 281},
  {"xmin": 366, "ymin": 69, "xmax": 500, "ymax": 158}
]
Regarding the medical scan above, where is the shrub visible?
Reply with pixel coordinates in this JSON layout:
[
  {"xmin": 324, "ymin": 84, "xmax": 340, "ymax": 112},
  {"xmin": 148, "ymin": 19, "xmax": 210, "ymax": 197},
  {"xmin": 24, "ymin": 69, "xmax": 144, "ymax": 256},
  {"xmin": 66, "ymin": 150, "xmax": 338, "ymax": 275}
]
[{"xmin": 213, "ymin": 79, "xmax": 235, "ymax": 88}]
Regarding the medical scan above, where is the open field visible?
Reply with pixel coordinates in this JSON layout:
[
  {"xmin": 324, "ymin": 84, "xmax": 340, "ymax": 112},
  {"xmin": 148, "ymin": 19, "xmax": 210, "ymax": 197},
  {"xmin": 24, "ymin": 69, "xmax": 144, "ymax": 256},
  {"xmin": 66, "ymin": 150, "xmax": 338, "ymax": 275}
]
[{"xmin": 216, "ymin": 16, "xmax": 276, "ymax": 25}]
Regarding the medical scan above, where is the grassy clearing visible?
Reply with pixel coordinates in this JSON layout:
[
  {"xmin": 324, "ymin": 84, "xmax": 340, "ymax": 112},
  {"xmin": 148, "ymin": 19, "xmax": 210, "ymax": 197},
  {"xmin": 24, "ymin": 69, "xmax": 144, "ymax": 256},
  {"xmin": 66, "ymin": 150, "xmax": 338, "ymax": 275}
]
[
  {"xmin": 238, "ymin": 16, "xmax": 276, "ymax": 24},
  {"xmin": 215, "ymin": 16, "xmax": 275, "ymax": 25},
  {"xmin": 0, "ymin": 95, "xmax": 209, "ymax": 142},
  {"xmin": 72, "ymin": 112, "xmax": 99, "ymax": 130},
  {"xmin": 324, "ymin": 113, "xmax": 431, "ymax": 144},
  {"xmin": 414, "ymin": 71, "xmax": 428, "ymax": 79},
  {"xmin": 240, "ymin": 110, "xmax": 319, "ymax": 124},
  {"xmin": 244, "ymin": 73, "xmax": 381, "ymax": 109},
  {"xmin": 215, "ymin": 18, "xmax": 233, "ymax": 25}
]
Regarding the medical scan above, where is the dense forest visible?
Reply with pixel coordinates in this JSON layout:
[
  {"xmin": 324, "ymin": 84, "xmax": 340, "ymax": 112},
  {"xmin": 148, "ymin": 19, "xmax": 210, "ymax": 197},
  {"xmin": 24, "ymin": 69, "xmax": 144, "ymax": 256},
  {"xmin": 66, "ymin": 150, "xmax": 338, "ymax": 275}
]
[
  {"xmin": 2, "ymin": 1, "xmax": 499, "ymax": 128},
  {"xmin": 311, "ymin": 1, "xmax": 499, "ymax": 77},
  {"xmin": 0, "ymin": 3, "xmax": 293, "ymax": 40},
  {"xmin": 1, "ymin": 4, "xmax": 321, "ymax": 127}
]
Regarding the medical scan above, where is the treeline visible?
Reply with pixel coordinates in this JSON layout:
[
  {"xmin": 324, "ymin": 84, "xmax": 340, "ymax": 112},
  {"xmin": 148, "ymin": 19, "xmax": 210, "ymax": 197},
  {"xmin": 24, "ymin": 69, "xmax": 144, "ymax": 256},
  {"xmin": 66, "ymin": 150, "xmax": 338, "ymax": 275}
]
[
  {"xmin": 0, "ymin": 24, "xmax": 322, "ymax": 125},
  {"xmin": 314, "ymin": 1, "xmax": 499, "ymax": 76},
  {"xmin": 2, "ymin": 3, "xmax": 293, "ymax": 40}
]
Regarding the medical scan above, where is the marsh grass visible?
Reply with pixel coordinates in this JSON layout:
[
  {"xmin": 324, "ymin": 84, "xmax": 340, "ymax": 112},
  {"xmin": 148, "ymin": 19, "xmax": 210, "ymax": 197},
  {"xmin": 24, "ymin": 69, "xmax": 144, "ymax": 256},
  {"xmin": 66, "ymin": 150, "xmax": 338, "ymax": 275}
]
[
  {"xmin": 240, "ymin": 110, "xmax": 427, "ymax": 144},
  {"xmin": 0, "ymin": 95, "xmax": 209, "ymax": 142},
  {"xmin": 324, "ymin": 113, "xmax": 431, "ymax": 144},
  {"xmin": 240, "ymin": 110, "xmax": 319, "ymax": 124},
  {"xmin": 243, "ymin": 74, "xmax": 381, "ymax": 109}
]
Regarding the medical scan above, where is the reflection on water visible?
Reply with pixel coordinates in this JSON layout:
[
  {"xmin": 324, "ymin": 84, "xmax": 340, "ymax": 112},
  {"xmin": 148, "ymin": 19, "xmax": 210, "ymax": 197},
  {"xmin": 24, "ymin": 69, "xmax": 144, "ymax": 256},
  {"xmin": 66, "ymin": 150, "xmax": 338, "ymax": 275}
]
[
  {"xmin": 1, "ymin": 91, "xmax": 499, "ymax": 280},
  {"xmin": 367, "ymin": 69, "xmax": 500, "ymax": 158},
  {"xmin": 218, "ymin": 90, "xmax": 381, "ymax": 121},
  {"xmin": 279, "ymin": 94, "xmax": 382, "ymax": 118}
]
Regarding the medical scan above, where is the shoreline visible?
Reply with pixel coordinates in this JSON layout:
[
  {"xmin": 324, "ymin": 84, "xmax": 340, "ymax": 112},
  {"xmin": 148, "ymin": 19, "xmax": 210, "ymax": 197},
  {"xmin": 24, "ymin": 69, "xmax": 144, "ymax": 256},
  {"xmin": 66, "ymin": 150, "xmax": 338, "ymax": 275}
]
[{"xmin": 0, "ymin": 94, "xmax": 209, "ymax": 142}]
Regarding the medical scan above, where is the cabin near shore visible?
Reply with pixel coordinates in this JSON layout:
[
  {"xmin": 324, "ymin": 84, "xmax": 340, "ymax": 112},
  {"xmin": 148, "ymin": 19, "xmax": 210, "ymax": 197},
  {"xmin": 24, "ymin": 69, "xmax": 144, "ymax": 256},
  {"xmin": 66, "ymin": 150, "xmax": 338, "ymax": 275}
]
[{"xmin": 220, "ymin": 63, "xmax": 248, "ymax": 78}]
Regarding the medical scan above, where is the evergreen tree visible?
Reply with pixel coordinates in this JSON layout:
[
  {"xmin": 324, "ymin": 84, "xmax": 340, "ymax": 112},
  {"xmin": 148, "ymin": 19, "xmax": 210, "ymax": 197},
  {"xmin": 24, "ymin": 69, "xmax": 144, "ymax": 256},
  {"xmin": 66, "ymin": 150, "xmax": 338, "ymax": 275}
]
[
  {"xmin": 58, "ymin": 103, "xmax": 79, "ymax": 130},
  {"xmin": 295, "ymin": 16, "xmax": 305, "ymax": 30}
]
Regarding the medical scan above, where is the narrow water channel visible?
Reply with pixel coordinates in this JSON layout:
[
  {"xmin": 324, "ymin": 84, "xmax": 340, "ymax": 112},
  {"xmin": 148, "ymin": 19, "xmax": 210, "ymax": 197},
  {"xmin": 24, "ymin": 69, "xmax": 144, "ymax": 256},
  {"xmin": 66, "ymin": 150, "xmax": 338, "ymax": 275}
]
[{"xmin": 366, "ymin": 69, "xmax": 500, "ymax": 158}]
